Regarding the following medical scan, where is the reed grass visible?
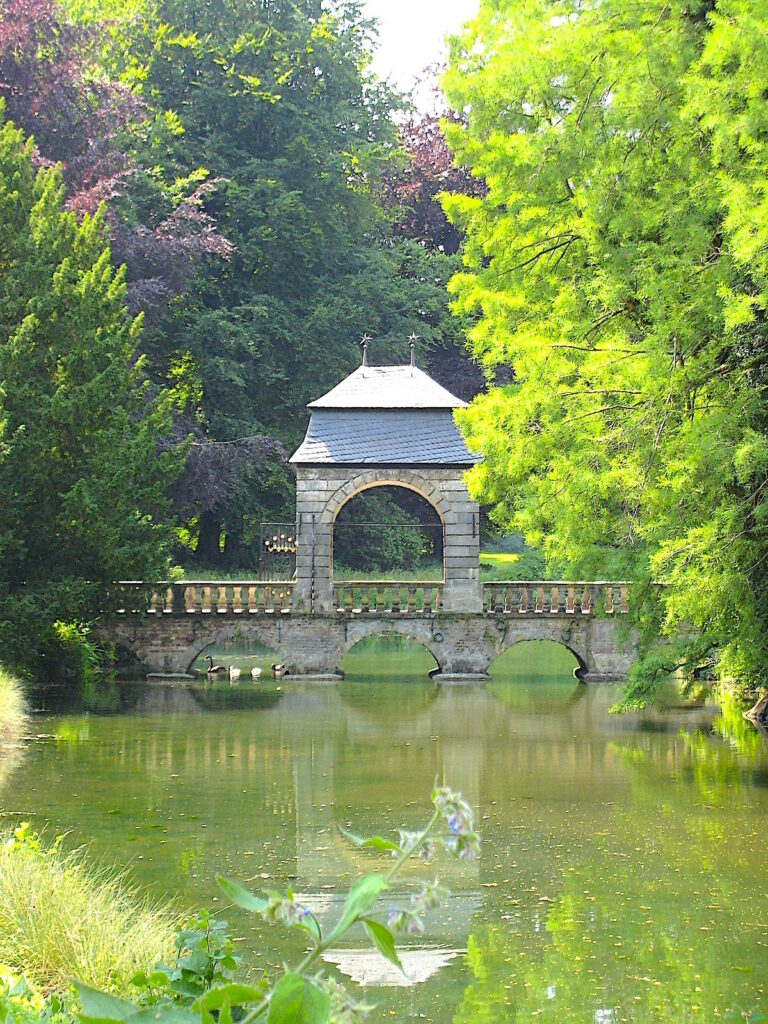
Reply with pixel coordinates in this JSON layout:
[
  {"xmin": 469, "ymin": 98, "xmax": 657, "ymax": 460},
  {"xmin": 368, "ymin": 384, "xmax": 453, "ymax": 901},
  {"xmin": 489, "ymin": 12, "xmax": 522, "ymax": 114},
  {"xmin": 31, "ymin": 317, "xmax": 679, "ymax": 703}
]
[
  {"xmin": 0, "ymin": 827, "xmax": 176, "ymax": 995},
  {"xmin": 0, "ymin": 667, "xmax": 27, "ymax": 750}
]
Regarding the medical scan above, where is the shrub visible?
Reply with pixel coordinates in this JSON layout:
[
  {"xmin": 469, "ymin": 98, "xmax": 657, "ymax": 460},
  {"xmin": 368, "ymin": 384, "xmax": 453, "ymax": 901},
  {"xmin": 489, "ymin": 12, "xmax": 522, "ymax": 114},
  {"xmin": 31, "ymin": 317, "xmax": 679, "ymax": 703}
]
[
  {"xmin": 0, "ymin": 968, "xmax": 72, "ymax": 1024},
  {"xmin": 38, "ymin": 623, "xmax": 100, "ymax": 687},
  {"xmin": 0, "ymin": 825, "xmax": 176, "ymax": 995},
  {"xmin": 0, "ymin": 668, "xmax": 26, "ymax": 750}
]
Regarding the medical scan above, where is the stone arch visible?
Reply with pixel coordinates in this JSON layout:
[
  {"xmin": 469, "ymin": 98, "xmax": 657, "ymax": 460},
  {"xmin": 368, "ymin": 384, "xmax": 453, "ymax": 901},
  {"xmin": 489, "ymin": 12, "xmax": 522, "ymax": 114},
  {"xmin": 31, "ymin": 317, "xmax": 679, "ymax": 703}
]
[
  {"xmin": 324, "ymin": 470, "xmax": 448, "ymax": 582},
  {"xmin": 104, "ymin": 618, "xmax": 288, "ymax": 678},
  {"xmin": 489, "ymin": 637, "xmax": 586, "ymax": 681},
  {"xmin": 489, "ymin": 619, "xmax": 593, "ymax": 681},
  {"xmin": 181, "ymin": 622, "xmax": 283, "ymax": 676},
  {"xmin": 322, "ymin": 469, "xmax": 452, "ymax": 527},
  {"xmin": 341, "ymin": 617, "xmax": 447, "ymax": 675},
  {"xmin": 294, "ymin": 464, "xmax": 482, "ymax": 613}
]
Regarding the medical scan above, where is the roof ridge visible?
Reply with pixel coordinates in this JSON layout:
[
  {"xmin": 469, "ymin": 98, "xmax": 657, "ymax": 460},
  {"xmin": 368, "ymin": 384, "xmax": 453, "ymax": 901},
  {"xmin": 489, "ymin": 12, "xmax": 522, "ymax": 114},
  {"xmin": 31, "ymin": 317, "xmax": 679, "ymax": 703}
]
[{"xmin": 308, "ymin": 364, "xmax": 468, "ymax": 410}]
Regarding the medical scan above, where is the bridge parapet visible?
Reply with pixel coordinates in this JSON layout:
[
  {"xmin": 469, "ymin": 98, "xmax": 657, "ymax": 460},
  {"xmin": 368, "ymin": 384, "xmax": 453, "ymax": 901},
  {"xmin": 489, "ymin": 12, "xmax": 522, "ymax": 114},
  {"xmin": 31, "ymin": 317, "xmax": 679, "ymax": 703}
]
[
  {"xmin": 333, "ymin": 581, "xmax": 442, "ymax": 615},
  {"xmin": 112, "ymin": 579, "xmax": 629, "ymax": 619},
  {"xmin": 115, "ymin": 581, "xmax": 295, "ymax": 616},
  {"xmin": 482, "ymin": 581, "xmax": 628, "ymax": 616}
]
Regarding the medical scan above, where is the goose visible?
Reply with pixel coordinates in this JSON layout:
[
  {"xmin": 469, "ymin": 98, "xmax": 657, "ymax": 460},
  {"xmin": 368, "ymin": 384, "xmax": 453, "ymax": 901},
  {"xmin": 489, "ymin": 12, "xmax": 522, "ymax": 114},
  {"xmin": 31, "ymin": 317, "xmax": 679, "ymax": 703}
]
[
  {"xmin": 229, "ymin": 666, "xmax": 241, "ymax": 682},
  {"xmin": 251, "ymin": 666, "xmax": 263, "ymax": 679},
  {"xmin": 271, "ymin": 663, "xmax": 288, "ymax": 679},
  {"xmin": 205, "ymin": 656, "xmax": 227, "ymax": 677}
]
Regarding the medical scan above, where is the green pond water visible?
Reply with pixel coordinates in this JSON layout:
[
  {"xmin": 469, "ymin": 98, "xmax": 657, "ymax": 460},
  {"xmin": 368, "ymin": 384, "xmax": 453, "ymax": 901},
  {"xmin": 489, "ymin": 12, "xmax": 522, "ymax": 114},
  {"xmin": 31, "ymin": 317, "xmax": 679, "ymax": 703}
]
[{"xmin": 3, "ymin": 637, "xmax": 768, "ymax": 1022}]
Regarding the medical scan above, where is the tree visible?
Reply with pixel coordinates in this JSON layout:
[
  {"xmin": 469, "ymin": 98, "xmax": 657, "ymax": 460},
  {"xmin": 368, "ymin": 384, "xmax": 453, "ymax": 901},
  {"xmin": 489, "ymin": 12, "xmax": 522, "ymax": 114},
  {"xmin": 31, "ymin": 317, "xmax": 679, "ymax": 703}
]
[
  {"xmin": 85, "ymin": 0, "xmax": 471, "ymax": 567},
  {"xmin": 441, "ymin": 0, "xmax": 768, "ymax": 706},
  {"xmin": 380, "ymin": 112, "xmax": 486, "ymax": 401},
  {"xmin": 0, "ymin": 110, "xmax": 180, "ymax": 671},
  {"xmin": 0, "ymin": 0, "xmax": 232, "ymax": 316}
]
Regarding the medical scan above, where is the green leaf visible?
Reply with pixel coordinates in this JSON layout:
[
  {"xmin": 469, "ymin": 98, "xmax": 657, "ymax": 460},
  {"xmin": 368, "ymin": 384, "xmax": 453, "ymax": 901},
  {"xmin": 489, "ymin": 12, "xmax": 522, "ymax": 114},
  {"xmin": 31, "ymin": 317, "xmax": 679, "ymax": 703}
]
[
  {"xmin": 127, "ymin": 1008, "xmax": 199, "ymax": 1024},
  {"xmin": 266, "ymin": 973, "xmax": 330, "ymax": 1024},
  {"xmin": 363, "ymin": 920, "xmax": 404, "ymax": 973},
  {"xmin": 340, "ymin": 829, "xmax": 400, "ymax": 853},
  {"xmin": 298, "ymin": 912, "xmax": 322, "ymax": 944},
  {"xmin": 75, "ymin": 983, "xmax": 136, "ymax": 1023},
  {"xmin": 193, "ymin": 984, "xmax": 265, "ymax": 1011},
  {"xmin": 328, "ymin": 873, "xmax": 388, "ymax": 943},
  {"xmin": 216, "ymin": 876, "xmax": 269, "ymax": 913},
  {"xmin": 176, "ymin": 950, "xmax": 209, "ymax": 976}
]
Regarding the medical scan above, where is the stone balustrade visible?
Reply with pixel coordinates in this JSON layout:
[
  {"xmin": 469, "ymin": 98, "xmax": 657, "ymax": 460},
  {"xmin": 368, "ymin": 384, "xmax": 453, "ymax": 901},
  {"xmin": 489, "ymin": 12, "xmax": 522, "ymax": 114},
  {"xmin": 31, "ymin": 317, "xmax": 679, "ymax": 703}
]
[
  {"xmin": 112, "ymin": 579, "xmax": 629, "ymax": 619},
  {"xmin": 332, "ymin": 581, "xmax": 442, "ymax": 616},
  {"xmin": 482, "ymin": 581, "xmax": 629, "ymax": 616},
  {"xmin": 114, "ymin": 581, "xmax": 295, "ymax": 616}
]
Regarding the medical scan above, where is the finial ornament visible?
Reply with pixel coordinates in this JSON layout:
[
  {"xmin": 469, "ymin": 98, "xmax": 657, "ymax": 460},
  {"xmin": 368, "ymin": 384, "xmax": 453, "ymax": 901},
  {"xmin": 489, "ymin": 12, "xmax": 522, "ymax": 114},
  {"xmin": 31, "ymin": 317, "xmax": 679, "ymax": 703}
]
[
  {"xmin": 408, "ymin": 332, "xmax": 419, "ymax": 368},
  {"xmin": 361, "ymin": 333, "xmax": 371, "ymax": 367}
]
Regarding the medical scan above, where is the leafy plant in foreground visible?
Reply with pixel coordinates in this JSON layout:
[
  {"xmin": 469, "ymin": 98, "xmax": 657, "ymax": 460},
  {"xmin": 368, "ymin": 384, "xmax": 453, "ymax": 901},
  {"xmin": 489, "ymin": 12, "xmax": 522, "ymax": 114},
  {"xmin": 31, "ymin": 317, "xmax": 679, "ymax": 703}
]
[
  {"xmin": 0, "ymin": 970, "xmax": 69, "ymax": 1024},
  {"xmin": 75, "ymin": 787, "xmax": 480, "ymax": 1024}
]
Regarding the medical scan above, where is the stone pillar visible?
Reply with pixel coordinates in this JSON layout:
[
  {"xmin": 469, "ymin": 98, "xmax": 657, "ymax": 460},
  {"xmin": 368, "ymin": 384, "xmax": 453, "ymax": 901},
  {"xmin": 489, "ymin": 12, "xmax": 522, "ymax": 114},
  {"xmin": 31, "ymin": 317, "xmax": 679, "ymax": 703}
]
[
  {"xmin": 578, "ymin": 619, "xmax": 638, "ymax": 682},
  {"xmin": 439, "ymin": 475, "xmax": 482, "ymax": 613},
  {"xmin": 294, "ymin": 467, "xmax": 334, "ymax": 613}
]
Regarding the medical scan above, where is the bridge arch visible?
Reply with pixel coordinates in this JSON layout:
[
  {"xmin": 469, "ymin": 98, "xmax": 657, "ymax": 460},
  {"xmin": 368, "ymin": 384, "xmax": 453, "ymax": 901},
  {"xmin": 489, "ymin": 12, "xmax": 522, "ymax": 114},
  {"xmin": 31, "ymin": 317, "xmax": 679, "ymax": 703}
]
[
  {"xmin": 340, "ymin": 617, "xmax": 448, "ymax": 676},
  {"xmin": 175, "ymin": 622, "xmax": 289, "ymax": 676},
  {"xmin": 340, "ymin": 627, "xmax": 441, "ymax": 678},
  {"xmin": 489, "ymin": 638, "xmax": 586, "ymax": 681}
]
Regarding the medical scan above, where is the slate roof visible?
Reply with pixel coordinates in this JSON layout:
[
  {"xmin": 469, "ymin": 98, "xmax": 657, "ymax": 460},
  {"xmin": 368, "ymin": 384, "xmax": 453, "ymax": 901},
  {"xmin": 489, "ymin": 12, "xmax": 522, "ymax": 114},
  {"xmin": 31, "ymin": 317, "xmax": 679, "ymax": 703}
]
[
  {"xmin": 292, "ymin": 363, "xmax": 478, "ymax": 466},
  {"xmin": 308, "ymin": 366, "xmax": 468, "ymax": 410},
  {"xmin": 290, "ymin": 410, "xmax": 477, "ymax": 465}
]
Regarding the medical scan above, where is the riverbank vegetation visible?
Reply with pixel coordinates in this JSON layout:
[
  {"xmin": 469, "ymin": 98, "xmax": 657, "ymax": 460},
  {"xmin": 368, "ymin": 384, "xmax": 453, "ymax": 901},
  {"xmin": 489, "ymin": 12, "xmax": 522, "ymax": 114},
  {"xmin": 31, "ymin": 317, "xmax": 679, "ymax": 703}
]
[
  {"xmin": 442, "ymin": 0, "xmax": 768, "ymax": 710},
  {"xmin": 0, "ymin": 668, "xmax": 25, "ymax": 750},
  {"xmin": 0, "ymin": 789, "xmax": 478, "ymax": 1024},
  {"xmin": 0, "ymin": 825, "xmax": 175, "ymax": 994}
]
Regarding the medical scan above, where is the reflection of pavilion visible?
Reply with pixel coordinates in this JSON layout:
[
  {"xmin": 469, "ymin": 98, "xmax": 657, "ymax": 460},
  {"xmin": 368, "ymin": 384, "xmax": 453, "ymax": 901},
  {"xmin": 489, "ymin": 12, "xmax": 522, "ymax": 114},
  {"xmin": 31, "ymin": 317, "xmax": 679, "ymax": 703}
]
[{"xmin": 291, "ymin": 686, "xmax": 483, "ymax": 986}]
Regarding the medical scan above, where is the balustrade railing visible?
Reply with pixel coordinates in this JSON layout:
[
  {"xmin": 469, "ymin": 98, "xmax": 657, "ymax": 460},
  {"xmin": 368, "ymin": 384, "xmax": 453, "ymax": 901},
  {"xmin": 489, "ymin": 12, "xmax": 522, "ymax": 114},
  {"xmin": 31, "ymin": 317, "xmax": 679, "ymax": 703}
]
[
  {"xmin": 333, "ymin": 581, "xmax": 442, "ymax": 616},
  {"xmin": 481, "ymin": 581, "xmax": 628, "ymax": 615},
  {"xmin": 114, "ymin": 581, "xmax": 294, "ymax": 616},
  {"xmin": 112, "ymin": 579, "xmax": 629, "ymax": 617}
]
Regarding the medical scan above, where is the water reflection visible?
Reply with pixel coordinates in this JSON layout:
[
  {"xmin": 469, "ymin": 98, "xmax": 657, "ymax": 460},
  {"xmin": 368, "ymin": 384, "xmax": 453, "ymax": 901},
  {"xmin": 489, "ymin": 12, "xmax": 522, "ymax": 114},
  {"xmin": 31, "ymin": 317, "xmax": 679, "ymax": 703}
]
[{"xmin": 1, "ymin": 639, "xmax": 767, "ymax": 1022}]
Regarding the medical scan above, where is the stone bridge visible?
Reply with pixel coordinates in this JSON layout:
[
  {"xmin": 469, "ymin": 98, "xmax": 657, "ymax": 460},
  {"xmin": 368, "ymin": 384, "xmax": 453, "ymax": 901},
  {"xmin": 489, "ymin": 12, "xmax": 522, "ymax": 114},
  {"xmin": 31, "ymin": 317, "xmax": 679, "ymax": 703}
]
[{"xmin": 102, "ymin": 579, "xmax": 635, "ymax": 683}]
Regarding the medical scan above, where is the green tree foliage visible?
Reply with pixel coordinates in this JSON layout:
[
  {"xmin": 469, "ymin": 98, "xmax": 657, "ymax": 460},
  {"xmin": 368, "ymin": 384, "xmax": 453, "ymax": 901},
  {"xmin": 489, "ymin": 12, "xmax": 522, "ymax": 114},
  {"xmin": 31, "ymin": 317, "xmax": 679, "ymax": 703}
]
[
  {"xmin": 442, "ymin": 0, "xmax": 768, "ymax": 704},
  {"xmin": 90, "ymin": 0, "xmax": 392, "ymax": 564},
  {"xmin": 78, "ymin": 0, "xmax": 484, "ymax": 568},
  {"xmin": 0, "ymin": 112, "xmax": 179, "ymax": 671},
  {"xmin": 333, "ymin": 487, "xmax": 443, "ymax": 576}
]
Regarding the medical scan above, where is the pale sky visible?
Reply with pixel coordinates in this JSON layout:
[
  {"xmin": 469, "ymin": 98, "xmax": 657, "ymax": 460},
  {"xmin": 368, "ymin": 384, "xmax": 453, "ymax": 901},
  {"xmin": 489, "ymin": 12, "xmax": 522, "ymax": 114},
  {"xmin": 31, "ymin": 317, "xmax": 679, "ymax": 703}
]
[{"xmin": 363, "ymin": 0, "xmax": 479, "ymax": 104}]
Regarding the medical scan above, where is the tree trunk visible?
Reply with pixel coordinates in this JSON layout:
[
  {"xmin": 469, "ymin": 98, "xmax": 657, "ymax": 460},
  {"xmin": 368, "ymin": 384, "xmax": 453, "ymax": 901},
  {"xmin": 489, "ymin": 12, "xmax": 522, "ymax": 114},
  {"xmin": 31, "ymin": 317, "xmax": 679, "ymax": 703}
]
[
  {"xmin": 222, "ymin": 527, "xmax": 243, "ymax": 569},
  {"xmin": 196, "ymin": 511, "xmax": 222, "ymax": 567},
  {"xmin": 745, "ymin": 689, "xmax": 768, "ymax": 724}
]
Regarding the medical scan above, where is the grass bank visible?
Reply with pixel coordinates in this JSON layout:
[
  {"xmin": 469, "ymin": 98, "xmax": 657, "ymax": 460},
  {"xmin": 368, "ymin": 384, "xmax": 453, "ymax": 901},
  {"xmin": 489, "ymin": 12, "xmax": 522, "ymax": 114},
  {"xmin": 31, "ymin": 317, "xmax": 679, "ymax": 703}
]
[
  {"xmin": 0, "ymin": 667, "xmax": 26, "ymax": 749},
  {"xmin": 0, "ymin": 825, "xmax": 176, "ymax": 995}
]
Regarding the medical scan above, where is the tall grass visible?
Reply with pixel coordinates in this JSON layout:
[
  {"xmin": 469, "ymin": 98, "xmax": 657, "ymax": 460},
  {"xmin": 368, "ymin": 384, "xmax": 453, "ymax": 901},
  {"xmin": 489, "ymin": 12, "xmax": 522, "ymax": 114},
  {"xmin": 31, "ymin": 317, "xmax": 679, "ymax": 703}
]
[
  {"xmin": 0, "ymin": 826, "xmax": 176, "ymax": 995},
  {"xmin": 0, "ymin": 667, "xmax": 27, "ymax": 749}
]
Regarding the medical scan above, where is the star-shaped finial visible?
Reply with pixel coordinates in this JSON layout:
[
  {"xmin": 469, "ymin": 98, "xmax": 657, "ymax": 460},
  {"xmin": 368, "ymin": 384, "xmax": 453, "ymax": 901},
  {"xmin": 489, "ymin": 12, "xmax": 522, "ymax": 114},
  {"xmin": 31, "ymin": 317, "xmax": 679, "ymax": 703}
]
[
  {"xmin": 361, "ymin": 332, "xmax": 371, "ymax": 367},
  {"xmin": 408, "ymin": 332, "xmax": 419, "ymax": 367}
]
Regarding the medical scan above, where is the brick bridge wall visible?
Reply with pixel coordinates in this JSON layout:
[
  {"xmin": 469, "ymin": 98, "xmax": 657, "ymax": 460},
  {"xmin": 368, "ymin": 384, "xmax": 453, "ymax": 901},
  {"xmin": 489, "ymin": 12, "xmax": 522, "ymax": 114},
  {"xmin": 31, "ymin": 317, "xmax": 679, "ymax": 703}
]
[{"xmin": 102, "ymin": 611, "xmax": 635, "ymax": 683}]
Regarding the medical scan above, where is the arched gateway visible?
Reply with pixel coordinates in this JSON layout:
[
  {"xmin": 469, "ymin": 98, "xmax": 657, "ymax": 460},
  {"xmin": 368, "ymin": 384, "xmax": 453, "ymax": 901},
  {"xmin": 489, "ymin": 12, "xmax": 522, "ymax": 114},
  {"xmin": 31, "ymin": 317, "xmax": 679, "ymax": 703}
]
[
  {"xmin": 101, "ymin": 345, "xmax": 635, "ymax": 681},
  {"xmin": 290, "ymin": 350, "xmax": 482, "ymax": 614}
]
